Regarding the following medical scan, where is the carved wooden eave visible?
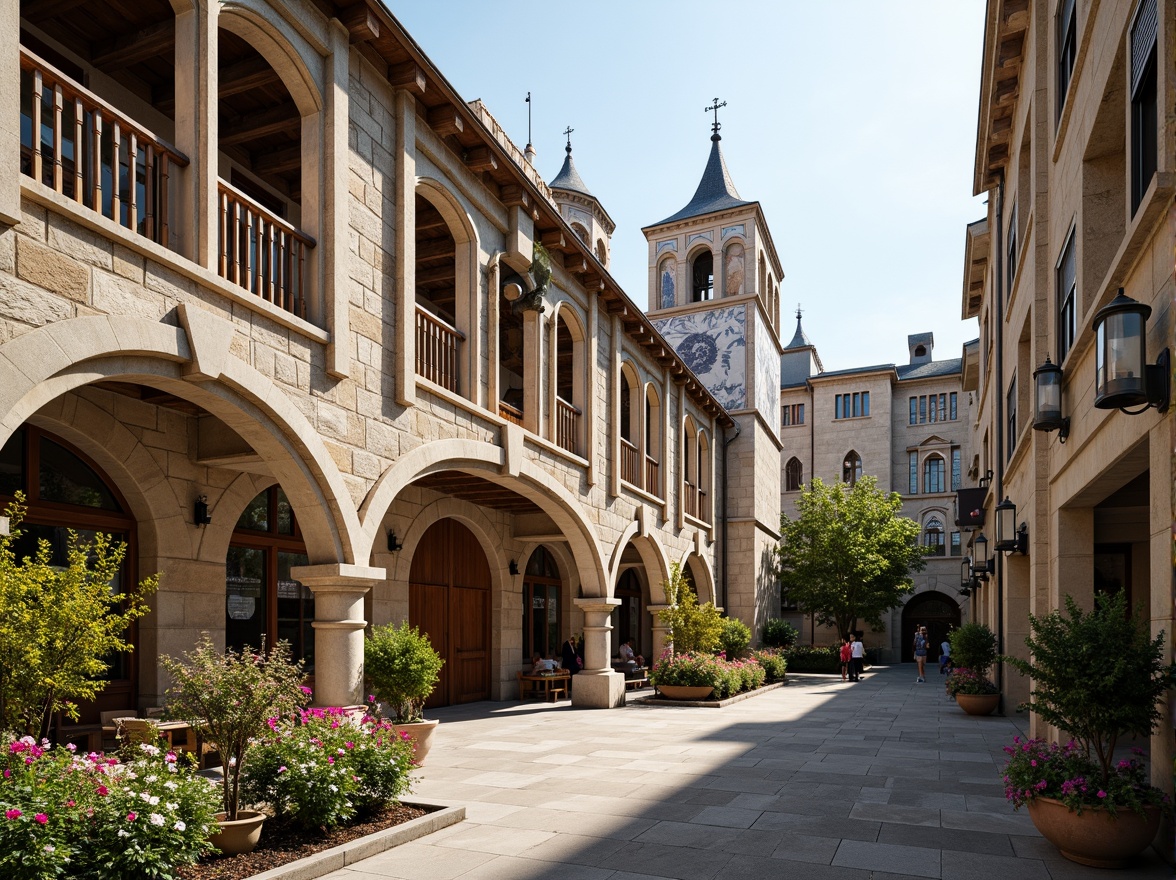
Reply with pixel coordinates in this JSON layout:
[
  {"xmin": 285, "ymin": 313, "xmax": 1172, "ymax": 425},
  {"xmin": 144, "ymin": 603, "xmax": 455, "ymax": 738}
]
[
  {"xmin": 973, "ymin": 0, "xmax": 1029, "ymax": 196},
  {"xmin": 961, "ymin": 217, "xmax": 990, "ymax": 320}
]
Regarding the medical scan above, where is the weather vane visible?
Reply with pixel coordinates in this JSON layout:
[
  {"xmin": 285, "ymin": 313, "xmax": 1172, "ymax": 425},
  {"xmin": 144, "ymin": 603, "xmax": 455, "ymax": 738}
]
[
  {"xmin": 563, "ymin": 125, "xmax": 574, "ymax": 153},
  {"xmin": 704, "ymin": 97, "xmax": 727, "ymax": 136},
  {"xmin": 525, "ymin": 92, "xmax": 532, "ymax": 146}
]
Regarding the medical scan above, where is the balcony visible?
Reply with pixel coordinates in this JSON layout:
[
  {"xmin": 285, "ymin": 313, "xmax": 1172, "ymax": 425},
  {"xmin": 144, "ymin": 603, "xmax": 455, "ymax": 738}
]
[
  {"xmin": 620, "ymin": 438, "xmax": 640, "ymax": 487},
  {"xmin": 645, "ymin": 456, "xmax": 660, "ymax": 498},
  {"xmin": 415, "ymin": 306, "xmax": 464, "ymax": 394},
  {"xmin": 498, "ymin": 402, "xmax": 523, "ymax": 426},
  {"xmin": 555, "ymin": 397, "xmax": 581, "ymax": 457},
  {"xmin": 684, "ymin": 482, "xmax": 697, "ymax": 518}
]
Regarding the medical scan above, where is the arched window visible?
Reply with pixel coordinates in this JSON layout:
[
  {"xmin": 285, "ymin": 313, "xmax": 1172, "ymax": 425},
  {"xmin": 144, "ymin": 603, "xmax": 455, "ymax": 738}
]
[
  {"xmin": 697, "ymin": 429, "xmax": 711, "ymax": 523},
  {"xmin": 645, "ymin": 384, "xmax": 662, "ymax": 497},
  {"xmin": 682, "ymin": 416, "xmax": 698, "ymax": 518},
  {"xmin": 923, "ymin": 455, "xmax": 946, "ymax": 494},
  {"xmin": 619, "ymin": 365, "xmax": 641, "ymax": 486},
  {"xmin": 571, "ymin": 222, "xmax": 589, "ymax": 244},
  {"xmin": 595, "ymin": 239, "xmax": 608, "ymax": 266},
  {"xmin": 659, "ymin": 258, "xmax": 676, "ymax": 309},
  {"xmin": 758, "ymin": 252, "xmax": 766, "ymax": 296},
  {"xmin": 691, "ymin": 251, "xmax": 714, "ymax": 302},
  {"xmin": 554, "ymin": 307, "xmax": 584, "ymax": 456},
  {"xmin": 417, "ymin": 187, "xmax": 473, "ymax": 398},
  {"xmin": 522, "ymin": 545, "xmax": 561, "ymax": 662},
  {"xmin": 923, "ymin": 517, "xmax": 945, "ymax": 556},
  {"xmin": 611, "ymin": 568, "xmax": 643, "ymax": 658},
  {"xmin": 842, "ymin": 450, "xmax": 862, "ymax": 485},
  {"xmin": 227, "ymin": 485, "xmax": 313, "ymax": 669},
  {"xmin": 723, "ymin": 242, "xmax": 745, "ymax": 297},
  {"xmin": 785, "ymin": 457, "xmax": 803, "ymax": 492}
]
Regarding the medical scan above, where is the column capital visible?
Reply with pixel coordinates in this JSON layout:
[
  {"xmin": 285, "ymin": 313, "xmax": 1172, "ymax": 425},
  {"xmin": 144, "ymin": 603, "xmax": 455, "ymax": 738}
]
[
  {"xmin": 574, "ymin": 597, "xmax": 620, "ymax": 615},
  {"xmin": 291, "ymin": 563, "xmax": 386, "ymax": 592}
]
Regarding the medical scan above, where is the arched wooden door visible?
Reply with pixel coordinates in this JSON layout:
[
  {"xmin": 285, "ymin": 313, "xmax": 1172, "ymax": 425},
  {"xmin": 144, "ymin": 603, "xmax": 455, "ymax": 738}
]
[
  {"xmin": 409, "ymin": 519, "xmax": 491, "ymax": 707},
  {"xmin": 901, "ymin": 591, "xmax": 961, "ymax": 664}
]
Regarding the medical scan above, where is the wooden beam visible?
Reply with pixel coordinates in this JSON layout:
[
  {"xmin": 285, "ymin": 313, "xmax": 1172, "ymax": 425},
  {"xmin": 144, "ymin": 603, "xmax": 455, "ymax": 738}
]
[
  {"xmin": 415, "ymin": 238, "xmax": 457, "ymax": 260},
  {"xmin": 388, "ymin": 61, "xmax": 426, "ymax": 94},
  {"xmin": 561, "ymin": 253, "xmax": 587, "ymax": 273},
  {"xmin": 581, "ymin": 272, "xmax": 604, "ymax": 291},
  {"xmin": 340, "ymin": 4, "xmax": 380, "ymax": 42},
  {"xmin": 219, "ymin": 57, "xmax": 282, "ymax": 100},
  {"xmin": 540, "ymin": 230, "xmax": 566, "ymax": 250},
  {"xmin": 426, "ymin": 105, "xmax": 463, "ymax": 137},
  {"xmin": 24, "ymin": 0, "xmax": 88, "ymax": 20},
  {"xmin": 417, "ymin": 264, "xmax": 456, "ymax": 285},
  {"xmin": 220, "ymin": 102, "xmax": 300, "ymax": 146},
  {"xmin": 498, "ymin": 183, "xmax": 529, "ymax": 209},
  {"xmin": 252, "ymin": 145, "xmax": 301, "ymax": 176},
  {"xmin": 92, "ymin": 20, "xmax": 175, "ymax": 69},
  {"xmin": 464, "ymin": 146, "xmax": 498, "ymax": 173}
]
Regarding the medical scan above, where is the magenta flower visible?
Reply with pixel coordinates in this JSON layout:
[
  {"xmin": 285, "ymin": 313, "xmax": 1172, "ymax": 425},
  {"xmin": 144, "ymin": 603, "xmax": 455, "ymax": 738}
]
[
  {"xmin": 126, "ymin": 812, "xmax": 137, "ymax": 822},
  {"xmin": 300, "ymin": 686, "xmax": 313, "ymax": 696},
  {"xmin": 4, "ymin": 809, "xmax": 21, "ymax": 820},
  {"xmin": 1097, "ymin": 790, "xmax": 1107, "ymax": 799},
  {"xmin": 33, "ymin": 814, "xmax": 47, "ymax": 825}
]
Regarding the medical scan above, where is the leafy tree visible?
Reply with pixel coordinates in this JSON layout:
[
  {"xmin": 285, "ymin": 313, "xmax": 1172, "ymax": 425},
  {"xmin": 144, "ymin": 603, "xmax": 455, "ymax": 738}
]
[
  {"xmin": 776, "ymin": 476, "xmax": 925, "ymax": 640},
  {"xmin": 657, "ymin": 562, "xmax": 724, "ymax": 654},
  {"xmin": 948, "ymin": 622, "xmax": 997, "ymax": 676},
  {"xmin": 0, "ymin": 495, "xmax": 159, "ymax": 739}
]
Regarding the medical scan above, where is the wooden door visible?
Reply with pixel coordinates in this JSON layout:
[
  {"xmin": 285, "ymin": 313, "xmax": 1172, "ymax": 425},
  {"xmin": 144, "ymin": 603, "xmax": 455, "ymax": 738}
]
[{"xmin": 409, "ymin": 519, "xmax": 491, "ymax": 707}]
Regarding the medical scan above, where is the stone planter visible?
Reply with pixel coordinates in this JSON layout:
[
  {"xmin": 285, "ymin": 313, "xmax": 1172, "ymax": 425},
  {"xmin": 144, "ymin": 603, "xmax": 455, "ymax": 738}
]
[
  {"xmin": 391, "ymin": 718, "xmax": 439, "ymax": 766},
  {"xmin": 1026, "ymin": 795, "xmax": 1161, "ymax": 868},
  {"xmin": 955, "ymin": 693, "xmax": 999, "ymax": 716},
  {"xmin": 210, "ymin": 809, "xmax": 266, "ymax": 855},
  {"xmin": 657, "ymin": 684, "xmax": 714, "ymax": 700}
]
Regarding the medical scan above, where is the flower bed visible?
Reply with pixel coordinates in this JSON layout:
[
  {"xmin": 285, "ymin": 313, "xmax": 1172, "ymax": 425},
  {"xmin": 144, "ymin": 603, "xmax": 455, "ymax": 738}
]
[{"xmin": 648, "ymin": 651, "xmax": 766, "ymax": 699}]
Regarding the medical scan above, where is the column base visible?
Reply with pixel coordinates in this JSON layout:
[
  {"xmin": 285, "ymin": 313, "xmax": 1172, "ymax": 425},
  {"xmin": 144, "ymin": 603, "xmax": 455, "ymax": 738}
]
[{"xmin": 571, "ymin": 670, "xmax": 625, "ymax": 708}]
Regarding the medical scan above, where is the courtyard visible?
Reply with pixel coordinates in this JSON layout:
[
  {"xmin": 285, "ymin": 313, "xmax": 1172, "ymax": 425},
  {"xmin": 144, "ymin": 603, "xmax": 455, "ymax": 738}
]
[{"xmin": 323, "ymin": 665, "xmax": 1169, "ymax": 880}]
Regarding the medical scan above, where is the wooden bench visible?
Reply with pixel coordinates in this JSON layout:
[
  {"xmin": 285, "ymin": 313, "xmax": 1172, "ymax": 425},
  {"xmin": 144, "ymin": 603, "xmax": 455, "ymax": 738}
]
[
  {"xmin": 58, "ymin": 723, "xmax": 103, "ymax": 753},
  {"xmin": 517, "ymin": 670, "xmax": 570, "ymax": 702}
]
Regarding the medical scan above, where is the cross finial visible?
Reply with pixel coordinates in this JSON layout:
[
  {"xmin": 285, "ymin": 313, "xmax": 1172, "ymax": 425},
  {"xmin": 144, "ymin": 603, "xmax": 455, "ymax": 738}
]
[
  {"xmin": 795, "ymin": 303, "xmax": 803, "ymax": 322},
  {"xmin": 563, "ymin": 125, "xmax": 574, "ymax": 153},
  {"xmin": 704, "ymin": 98, "xmax": 727, "ymax": 137}
]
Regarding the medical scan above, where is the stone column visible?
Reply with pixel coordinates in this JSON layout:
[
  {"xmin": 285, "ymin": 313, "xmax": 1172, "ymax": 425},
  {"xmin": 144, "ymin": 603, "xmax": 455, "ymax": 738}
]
[
  {"xmin": 572, "ymin": 598, "xmax": 624, "ymax": 708},
  {"xmin": 647, "ymin": 603, "xmax": 672, "ymax": 661},
  {"xmin": 173, "ymin": 0, "xmax": 217, "ymax": 267},
  {"xmin": 0, "ymin": 0, "xmax": 20, "ymax": 228},
  {"xmin": 291, "ymin": 563, "xmax": 385, "ymax": 708}
]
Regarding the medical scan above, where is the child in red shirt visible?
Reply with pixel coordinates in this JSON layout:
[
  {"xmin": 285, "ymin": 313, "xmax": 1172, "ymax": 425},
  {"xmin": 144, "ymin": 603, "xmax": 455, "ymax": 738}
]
[{"xmin": 839, "ymin": 636, "xmax": 853, "ymax": 682}]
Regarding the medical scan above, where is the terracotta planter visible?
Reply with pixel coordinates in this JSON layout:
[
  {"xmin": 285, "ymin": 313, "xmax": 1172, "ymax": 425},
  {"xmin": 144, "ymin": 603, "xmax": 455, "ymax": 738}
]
[
  {"xmin": 1027, "ymin": 796, "xmax": 1162, "ymax": 868},
  {"xmin": 657, "ymin": 684, "xmax": 714, "ymax": 700},
  {"xmin": 210, "ymin": 809, "xmax": 266, "ymax": 855},
  {"xmin": 391, "ymin": 718, "xmax": 439, "ymax": 765},
  {"xmin": 955, "ymin": 693, "xmax": 1000, "ymax": 716}
]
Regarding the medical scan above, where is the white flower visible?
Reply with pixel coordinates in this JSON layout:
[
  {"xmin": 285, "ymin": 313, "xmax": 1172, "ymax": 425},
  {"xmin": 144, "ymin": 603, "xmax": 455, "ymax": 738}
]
[
  {"xmin": 148, "ymin": 796, "xmax": 159, "ymax": 806},
  {"xmin": 329, "ymin": 784, "xmax": 338, "ymax": 792},
  {"xmin": 146, "ymin": 775, "xmax": 158, "ymax": 783},
  {"xmin": 139, "ymin": 744, "xmax": 160, "ymax": 756},
  {"xmin": 43, "ymin": 845, "xmax": 55, "ymax": 853},
  {"xmin": 140, "ymin": 792, "xmax": 151, "ymax": 802},
  {"xmin": 174, "ymin": 820, "xmax": 186, "ymax": 832},
  {"xmin": 167, "ymin": 764, "xmax": 178, "ymax": 773},
  {"xmin": 117, "ymin": 829, "xmax": 130, "ymax": 838},
  {"xmin": 149, "ymin": 813, "xmax": 165, "ymax": 826},
  {"xmin": 166, "ymin": 802, "xmax": 177, "ymax": 812},
  {"xmin": 164, "ymin": 781, "xmax": 178, "ymax": 791}
]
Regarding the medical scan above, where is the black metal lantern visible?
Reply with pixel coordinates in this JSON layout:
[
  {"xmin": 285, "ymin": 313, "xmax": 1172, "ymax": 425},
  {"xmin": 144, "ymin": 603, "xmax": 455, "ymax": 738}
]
[
  {"xmin": 1032, "ymin": 356, "xmax": 1069, "ymax": 440},
  {"xmin": 1092, "ymin": 290, "xmax": 1170, "ymax": 413},
  {"xmin": 960, "ymin": 557, "xmax": 972, "ymax": 590},
  {"xmin": 972, "ymin": 534, "xmax": 991, "ymax": 578},
  {"xmin": 994, "ymin": 497, "xmax": 1016, "ymax": 551}
]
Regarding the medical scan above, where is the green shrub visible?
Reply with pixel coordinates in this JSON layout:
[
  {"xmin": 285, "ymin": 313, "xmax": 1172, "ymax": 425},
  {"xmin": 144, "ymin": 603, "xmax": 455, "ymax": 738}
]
[
  {"xmin": 718, "ymin": 618, "xmax": 752, "ymax": 659},
  {"xmin": 948, "ymin": 622, "xmax": 997, "ymax": 677},
  {"xmin": 760, "ymin": 618, "xmax": 799, "ymax": 649},
  {"xmin": 649, "ymin": 652, "xmax": 766, "ymax": 698},
  {"xmin": 783, "ymin": 644, "xmax": 841, "ymax": 674},
  {"xmin": 365, "ymin": 622, "xmax": 445, "ymax": 723},
  {"xmin": 751, "ymin": 648, "xmax": 787, "ymax": 682},
  {"xmin": 657, "ymin": 563, "xmax": 724, "ymax": 654}
]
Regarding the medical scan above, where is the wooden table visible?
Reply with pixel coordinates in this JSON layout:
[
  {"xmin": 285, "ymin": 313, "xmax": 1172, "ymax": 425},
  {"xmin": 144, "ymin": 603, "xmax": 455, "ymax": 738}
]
[
  {"xmin": 104, "ymin": 719, "xmax": 206, "ymax": 764},
  {"xmin": 518, "ymin": 671, "xmax": 570, "ymax": 702}
]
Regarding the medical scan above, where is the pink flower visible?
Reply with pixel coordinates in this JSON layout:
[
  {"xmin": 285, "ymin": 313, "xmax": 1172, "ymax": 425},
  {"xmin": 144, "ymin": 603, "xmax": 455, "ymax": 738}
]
[
  {"xmin": 126, "ymin": 812, "xmax": 137, "ymax": 822},
  {"xmin": 2, "ymin": 769, "xmax": 9, "ymax": 778},
  {"xmin": 1097, "ymin": 790, "xmax": 1107, "ymax": 799},
  {"xmin": 328, "ymin": 756, "xmax": 335, "ymax": 764},
  {"xmin": 300, "ymin": 686, "xmax": 313, "ymax": 696},
  {"xmin": 96, "ymin": 785, "xmax": 109, "ymax": 797},
  {"xmin": 34, "ymin": 814, "xmax": 47, "ymax": 825},
  {"xmin": 277, "ymin": 766, "xmax": 287, "ymax": 774},
  {"xmin": 4, "ymin": 809, "xmax": 21, "ymax": 820}
]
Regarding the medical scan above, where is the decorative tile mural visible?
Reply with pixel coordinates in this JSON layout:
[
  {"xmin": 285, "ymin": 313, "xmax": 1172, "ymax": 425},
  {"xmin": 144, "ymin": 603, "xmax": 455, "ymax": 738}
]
[
  {"xmin": 686, "ymin": 232, "xmax": 713, "ymax": 247},
  {"xmin": 755, "ymin": 313, "xmax": 780, "ymax": 435},
  {"xmin": 656, "ymin": 239, "xmax": 677, "ymax": 254},
  {"xmin": 660, "ymin": 261, "xmax": 676, "ymax": 310},
  {"xmin": 721, "ymin": 224, "xmax": 745, "ymax": 239},
  {"xmin": 653, "ymin": 305, "xmax": 746, "ymax": 411}
]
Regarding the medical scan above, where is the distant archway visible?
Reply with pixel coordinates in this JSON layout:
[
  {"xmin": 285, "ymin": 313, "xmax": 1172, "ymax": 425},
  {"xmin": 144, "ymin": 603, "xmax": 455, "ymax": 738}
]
[{"xmin": 900, "ymin": 591, "xmax": 960, "ymax": 664}]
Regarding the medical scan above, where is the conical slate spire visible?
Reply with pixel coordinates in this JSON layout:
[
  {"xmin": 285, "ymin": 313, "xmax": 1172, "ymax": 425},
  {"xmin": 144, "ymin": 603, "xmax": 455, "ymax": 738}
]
[
  {"xmin": 655, "ymin": 133, "xmax": 752, "ymax": 226},
  {"xmin": 549, "ymin": 142, "xmax": 594, "ymax": 197},
  {"xmin": 785, "ymin": 307, "xmax": 811, "ymax": 350}
]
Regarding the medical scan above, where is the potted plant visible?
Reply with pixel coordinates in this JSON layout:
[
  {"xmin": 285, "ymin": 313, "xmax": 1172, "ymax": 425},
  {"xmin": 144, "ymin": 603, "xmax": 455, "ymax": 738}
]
[
  {"xmin": 1001, "ymin": 592, "xmax": 1174, "ymax": 867},
  {"xmin": 946, "ymin": 622, "xmax": 999, "ymax": 715},
  {"xmin": 161, "ymin": 635, "xmax": 307, "ymax": 855},
  {"xmin": 364, "ymin": 622, "xmax": 444, "ymax": 765},
  {"xmin": 648, "ymin": 650, "xmax": 719, "ymax": 700}
]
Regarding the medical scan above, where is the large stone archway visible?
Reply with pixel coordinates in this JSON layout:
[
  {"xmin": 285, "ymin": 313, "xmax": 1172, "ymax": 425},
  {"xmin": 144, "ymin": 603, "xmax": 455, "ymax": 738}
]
[{"xmin": 900, "ymin": 591, "xmax": 961, "ymax": 664}]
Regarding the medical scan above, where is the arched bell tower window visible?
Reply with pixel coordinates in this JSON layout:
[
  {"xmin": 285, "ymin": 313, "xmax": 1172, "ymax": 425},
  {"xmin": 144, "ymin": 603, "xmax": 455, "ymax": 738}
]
[
  {"xmin": 691, "ymin": 251, "xmax": 714, "ymax": 302},
  {"xmin": 842, "ymin": 450, "xmax": 862, "ymax": 485},
  {"xmin": 785, "ymin": 457, "xmax": 803, "ymax": 492}
]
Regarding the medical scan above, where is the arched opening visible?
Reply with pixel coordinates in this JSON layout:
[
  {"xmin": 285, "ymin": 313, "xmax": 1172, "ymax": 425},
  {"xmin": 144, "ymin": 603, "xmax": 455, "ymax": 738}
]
[
  {"xmin": 0, "ymin": 425, "xmax": 138, "ymax": 722},
  {"xmin": 659, "ymin": 258, "xmax": 676, "ymax": 309},
  {"xmin": 619, "ymin": 364, "xmax": 641, "ymax": 487},
  {"xmin": 682, "ymin": 416, "xmax": 698, "ymax": 518},
  {"xmin": 498, "ymin": 272, "xmax": 525, "ymax": 425},
  {"xmin": 226, "ymin": 485, "xmax": 312, "ymax": 668},
  {"xmin": 522, "ymin": 545, "xmax": 562, "ymax": 663},
  {"xmin": 644, "ymin": 384, "xmax": 662, "ymax": 497},
  {"xmin": 785, "ymin": 456, "xmax": 803, "ymax": 492},
  {"xmin": 842, "ymin": 450, "xmax": 862, "ymax": 485},
  {"xmin": 595, "ymin": 238, "xmax": 607, "ymax": 266},
  {"xmin": 216, "ymin": 28, "xmax": 312, "ymax": 316},
  {"xmin": 923, "ymin": 454, "xmax": 946, "ymax": 494},
  {"xmin": 571, "ymin": 222, "xmax": 589, "ymax": 244},
  {"xmin": 416, "ymin": 190, "xmax": 464, "ymax": 394},
  {"xmin": 554, "ymin": 308, "xmax": 583, "ymax": 456},
  {"xmin": 691, "ymin": 250, "xmax": 714, "ymax": 302},
  {"xmin": 697, "ymin": 430, "xmax": 711, "ymax": 524},
  {"xmin": 611, "ymin": 567, "xmax": 645, "ymax": 661},
  {"xmin": 922, "ymin": 516, "xmax": 945, "ymax": 557},
  {"xmin": 723, "ymin": 242, "xmax": 745, "ymax": 297},
  {"xmin": 901, "ymin": 591, "xmax": 960, "ymax": 663},
  {"xmin": 408, "ymin": 518, "xmax": 491, "ymax": 707},
  {"xmin": 758, "ymin": 252, "xmax": 766, "ymax": 296}
]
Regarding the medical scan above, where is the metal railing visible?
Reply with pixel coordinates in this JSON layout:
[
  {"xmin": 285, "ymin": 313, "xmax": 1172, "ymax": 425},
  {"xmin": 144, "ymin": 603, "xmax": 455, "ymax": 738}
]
[
  {"xmin": 19, "ymin": 47, "xmax": 188, "ymax": 248},
  {"xmin": 555, "ymin": 397, "xmax": 581, "ymax": 456},
  {"xmin": 415, "ymin": 306, "xmax": 464, "ymax": 393},
  {"xmin": 620, "ymin": 438, "xmax": 640, "ymax": 487},
  {"xmin": 218, "ymin": 180, "xmax": 314, "ymax": 318}
]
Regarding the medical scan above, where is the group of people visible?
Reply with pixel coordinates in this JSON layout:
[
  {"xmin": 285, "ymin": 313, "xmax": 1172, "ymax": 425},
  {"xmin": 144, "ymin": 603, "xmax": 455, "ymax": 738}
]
[
  {"xmin": 530, "ymin": 635, "xmax": 584, "ymax": 677},
  {"xmin": 836, "ymin": 628, "xmax": 955, "ymax": 684},
  {"xmin": 838, "ymin": 633, "xmax": 866, "ymax": 682}
]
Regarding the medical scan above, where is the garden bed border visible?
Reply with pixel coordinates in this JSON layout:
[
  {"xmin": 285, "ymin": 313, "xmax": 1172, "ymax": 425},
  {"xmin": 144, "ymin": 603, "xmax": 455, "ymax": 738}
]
[
  {"xmin": 641, "ymin": 681, "xmax": 786, "ymax": 708},
  {"xmin": 241, "ymin": 799, "xmax": 464, "ymax": 880}
]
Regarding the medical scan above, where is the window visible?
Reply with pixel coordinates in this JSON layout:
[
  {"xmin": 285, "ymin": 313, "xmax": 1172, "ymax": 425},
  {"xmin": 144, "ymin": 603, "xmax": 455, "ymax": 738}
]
[
  {"xmin": 785, "ymin": 457, "xmax": 803, "ymax": 492},
  {"xmin": 937, "ymin": 394, "xmax": 947, "ymax": 421},
  {"xmin": 909, "ymin": 397, "xmax": 918, "ymax": 425},
  {"xmin": 918, "ymin": 396, "xmax": 927, "ymax": 423},
  {"xmin": 949, "ymin": 392, "xmax": 957, "ymax": 421},
  {"xmin": 228, "ymin": 486, "xmax": 313, "ymax": 670},
  {"xmin": 923, "ymin": 518, "xmax": 945, "ymax": 557},
  {"xmin": 782, "ymin": 403, "xmax": 804, "ymax": 426},
  {"xmin": 522, "ymin": 546, "xmax": 561, "ymax": 662},
  {"xmin": 1130, "ymin": 0, "xmax": 1158, "ymax": 214},
  {"xmin": 908, "ymin": 452, "xmax": 918, "ymax": 495},
  {"xmin": 691, "ymin": 251, "xmax": 714, "ymax": 302},
  {"xmin": 842, "ymin": 451, "xmax": 862, "ymax": 486},
  {"xmin": 1006, "ymin": 375, "xmax": 1018, "ymax": 459},
  {"xmin": 951, "ymin": 448, "xmax": 961, "ymax": 492},
  {"xmin": 1057, "ymin": 229, "xmax": 1076, "ymax": 361},
  {"xmin": 923, "ymin": 456, "xmax": 945, "ymax": 494},
  {"xmin": 1006, "ymin": 202, "xmax": 1018, "ymax": 298},
  {"xmin": 834, "ymin": 392, "xmax": 869, "ymax": 419},
  {"xmin": 950, "ymin": 531, "xmax": 962, "ymax": 557},
  {"xmin": 1057, "ymin": 0, "xmax": 1076, "ymax": 118}
]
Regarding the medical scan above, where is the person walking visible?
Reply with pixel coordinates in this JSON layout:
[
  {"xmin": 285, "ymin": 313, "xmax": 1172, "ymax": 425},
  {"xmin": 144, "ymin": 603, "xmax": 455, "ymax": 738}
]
[
  {"xmin": 839, "ymin": 636, "xmax": 852, "ymax": 682},
  {"xmin": 939, "ymin": 634, "xmax": 952, "ymax": 675},
  {"xmin": 850, "ymin": 633, "xmax": 865, "ymax": 681},
  {"xmin": 913, "ymin": 625, "xmax": 929, "ymax": 682}
]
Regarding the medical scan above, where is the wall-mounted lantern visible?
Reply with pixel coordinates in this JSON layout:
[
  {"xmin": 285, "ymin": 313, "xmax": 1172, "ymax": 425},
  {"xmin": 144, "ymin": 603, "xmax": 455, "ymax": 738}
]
[
  {"xmin": 994, "ymin": 496, "xmax": 1028, "ymax": 555},
  {"xmin": 1092, "ymin": 290, "xmax": 1170, "ymax": 414},
  {"xmin": 1032, "ymin": 356, "xmax": 1069, "ymax": 441},
  {"xmin": 972, "ymin": 534, "xmax": 992, "ymax": 579}
]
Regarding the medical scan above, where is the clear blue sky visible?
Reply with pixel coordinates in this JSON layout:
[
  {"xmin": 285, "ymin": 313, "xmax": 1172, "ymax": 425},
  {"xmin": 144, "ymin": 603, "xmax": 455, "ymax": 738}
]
[{"xmin": 390, "ymin": 1, "xmax": 988, "ymax": 372}]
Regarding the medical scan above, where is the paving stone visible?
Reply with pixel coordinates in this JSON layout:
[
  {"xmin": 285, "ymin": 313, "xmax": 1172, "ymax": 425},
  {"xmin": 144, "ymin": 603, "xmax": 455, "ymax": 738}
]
[
  {"xmin": 877, "ymin": 823, "xmax": 1015, "ymax": 856},
  {"xmin": 831, "ymin": 839, "xmax": 942, "ymax": 877},
  {"xmin": 849, "ymin": 802, "xmax": 942, "ymax": 827},
  {"xmin": 597, "ymin": 841, "xmax": 732, "ymax": 880},
  {"xmin": 939, "ymin": 849, "xmax": 1050, "ymax": 879}
]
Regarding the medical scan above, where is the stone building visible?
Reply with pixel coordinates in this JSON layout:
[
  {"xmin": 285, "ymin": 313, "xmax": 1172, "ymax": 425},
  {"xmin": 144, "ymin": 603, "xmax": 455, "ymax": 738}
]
[
  {"xmin": 776, "ymin": 316, "xmax": 977, "ymax": 662},
  {"xmin": 963, "ymin": 0, "xmax": 1173, "ymax": 804},
  {"xmin": 0, "ymin": 0, "xmax": 746, "ymax": 714}
]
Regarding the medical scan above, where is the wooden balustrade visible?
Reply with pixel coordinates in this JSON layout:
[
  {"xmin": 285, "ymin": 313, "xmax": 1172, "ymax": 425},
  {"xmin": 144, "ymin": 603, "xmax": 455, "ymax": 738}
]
[
  {"xmin": 555, "ymin": 397, "xmax": 581, "ymax": 456},
  {"xmin": 499, "ymin": 402, "xmax": 524, "ymax": 426},
  {"xmin": 620, "ymin": 438, "xmax": 640, "ymax": 487},
  {"xmin": 684, "ymin": 482, "xmax": 697, "ymax": 519},
  {"xmin": 19, "ymin": 47, "xmax": 188, "ymax": 247},
  {"xmin": 645, "ymin": 456, "xmax": 660, "ymax": 497},
  {"xmin": 697, "ymin": 488, "xmax": 709, "ymax": 523},
  {"xmin": 415, "ymin": 306, "xmax": 464, "ymax": 393},
  {"xmin": 218, "ymin": 181, "xmax": 314, "ymax": 318}
]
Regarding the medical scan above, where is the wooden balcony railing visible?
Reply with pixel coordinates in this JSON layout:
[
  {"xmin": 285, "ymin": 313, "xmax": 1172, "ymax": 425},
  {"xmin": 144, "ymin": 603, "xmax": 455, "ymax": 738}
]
[
  {"xmin": 620, "ymin": 438, "xmax": 640, "ymax": 487},
  {"xmin": 415, "ymin": 306, "xmax": 464, "ymax": 393},
  {"xmin": 19, "ymin": 47, "xmax": 188, "ymax": 247},
  {"xmin": 499, "ymin": 402, "xmax": 524, "ymax": 426},
  {"xmin": 555, "ymin": 397, "xmax": 581, "ymax": 456},
  {"xmin": 645, "ymin": 456, "xmax": 660, "ymax": 497},
  {"xmin": 219, "ymin": 181, "xmax": 314, "ymax": 318},
  {"xmin": 684, "ymin": 482, "xmax": 697, "ymax": 519},
  {"xmin": 697, "ymin": 488, "xmax": 709, "ymax": 524}
]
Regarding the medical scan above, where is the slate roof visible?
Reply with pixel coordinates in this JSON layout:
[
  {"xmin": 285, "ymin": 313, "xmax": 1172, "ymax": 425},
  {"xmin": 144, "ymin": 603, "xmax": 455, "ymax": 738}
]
[
  {"xmin": 896, "ymin": 358, "xmax": 963, "ymax": 380},
  {"xmin": 785, "ymin": 317, "xmax": 812, "ymax": 350},
  {"xmin": 549, "ymin": 147, "xmax": 593, "ymax": 197},
  {"xmin": 653, "ymin": 135, "xmax": 753, "ymax": 226}
]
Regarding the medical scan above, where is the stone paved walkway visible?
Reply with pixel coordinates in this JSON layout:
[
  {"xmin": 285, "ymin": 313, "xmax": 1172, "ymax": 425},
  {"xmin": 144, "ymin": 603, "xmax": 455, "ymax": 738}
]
[{"xmin": 325, "ymin": 664, "xmax": 1171, "ymax": 880}]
